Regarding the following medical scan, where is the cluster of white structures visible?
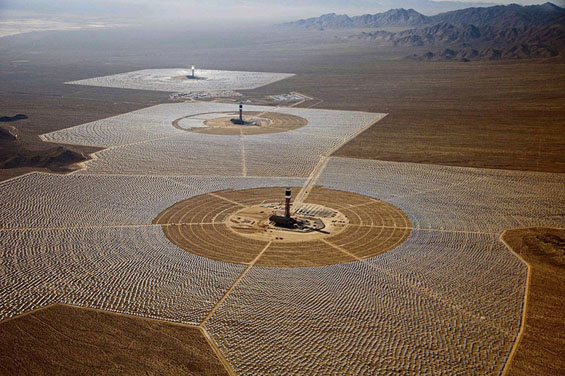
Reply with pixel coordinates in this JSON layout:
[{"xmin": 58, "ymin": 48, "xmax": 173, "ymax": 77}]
[
  {"xmin": 2, "ymin": 70, "xmax": 564, "ymax": 374},
  {"xmin": 269, "ymin": 93, "xmax": 306, "ymax": 102},
  {"xmin": 170, "ymin": 90, "xmax": 243, "ymax": 101},
  {"xmin": 66, "ymin": 69, "xmax": 295, "ymax": 92}
]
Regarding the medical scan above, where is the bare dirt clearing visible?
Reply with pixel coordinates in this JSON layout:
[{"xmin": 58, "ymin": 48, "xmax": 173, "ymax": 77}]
[
  {"xmin": 246, "ymin": 60, "xmax": 565, "ymax": 173},
  {"xmin": 0, "ymin": 304, "xmax": 230, "ymax": 376},
  {"xmin": 173, "ymin": 111, "xmax": 308, "ymax": 135},
  {"xmin": 154, "ymin": 186, "xmax": 411, "ymax": 267},
  {"xmin": 501, "ymin": 228, "xmax": 565, "ymax": 376}
]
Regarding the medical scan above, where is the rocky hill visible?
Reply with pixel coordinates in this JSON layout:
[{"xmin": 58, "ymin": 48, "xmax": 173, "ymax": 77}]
[
  {"xmin": 282, "ymin": 8, "xmax": 430, "ymax": 30},
  {"xmin": 353, "ymin": 8, "xmax": 430, "ymax": 28},
  {"xmin": 429, "ymin": 2, "xmax": 565, "ymax": 28},
  {"xmin": 0, "ymin": 123, "xmax": 88, "ymax": 172},
  {"xmin": 0, "ymin": 114, "xmax": 28, "ymax": 122},
  {"xmin": 283, "ymin": 3, "xmax": 564, "ymax": 30},
  {"xmin": 407, "ymin": 44, "xmax": 559, "ymax": 61},
  {"xmin": 289, "ymin": 3, "xmax": 564, "ymax": 61},
  {"xmin": 359, "ymin": 21, "xmax": 564, "ymax": 46}
]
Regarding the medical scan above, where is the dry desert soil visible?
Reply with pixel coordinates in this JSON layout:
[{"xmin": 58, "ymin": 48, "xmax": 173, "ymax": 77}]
[
  {"xmin": 0, "ymin": 304, "xmax": 230, "ymax": 376},
  {"xmin": 501, "ymin": 228, "xmax": 565, "ymax": 376}
]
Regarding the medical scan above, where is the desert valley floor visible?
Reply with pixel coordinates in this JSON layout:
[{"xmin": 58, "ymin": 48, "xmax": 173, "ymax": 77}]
[{"xmin": 1, "ymin": 70, "xmax": 564, "ymax": 375}]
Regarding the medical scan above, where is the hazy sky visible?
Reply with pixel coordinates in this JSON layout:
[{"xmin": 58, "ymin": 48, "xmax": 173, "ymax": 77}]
[{"xmin": 0, "ymin": 0, "xmax": 561, "ymax": 23}]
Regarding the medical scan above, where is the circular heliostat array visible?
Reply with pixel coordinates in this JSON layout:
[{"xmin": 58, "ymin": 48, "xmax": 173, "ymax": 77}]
[
  {"xmin": 172, "ymin": 111, "xmax": 308, "ymax": 135},
  {"xmin": 154, "ymin": 187, "xmax": 412, "ymax": 267}
]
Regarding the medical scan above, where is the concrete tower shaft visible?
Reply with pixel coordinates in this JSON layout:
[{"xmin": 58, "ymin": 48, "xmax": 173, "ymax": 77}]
[{"xmin": 285, "ymin": 188, "xmax": 291, "ymax": 218}]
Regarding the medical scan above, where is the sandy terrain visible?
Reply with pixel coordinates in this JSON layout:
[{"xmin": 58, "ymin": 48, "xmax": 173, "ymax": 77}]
[
  {"xmin": 0, "ymin": 304, "xmax": 230, "ymax": 375},
  {"xmin": 253, "ymin": 61, "xmax": 565, "ymax": 174},
  {"xmin": 500, "ymin": 228, "xmax": 565, "ymax": 376},
  {"xmin": 174, "ymin": 111, "xmax": 308, "ymax": 135}
]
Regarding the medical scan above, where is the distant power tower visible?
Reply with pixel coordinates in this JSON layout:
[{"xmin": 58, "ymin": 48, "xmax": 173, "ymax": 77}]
[
  {"xmin": 191, "ymin": 65, "xmax": 195, "ymax": 78},
  {"xmin": 285, "ymin": 188, "xmax": 291, "ymax": 218},
  {"xmin": 231, "ymin": 103, "xmax": 246, "ymax": 125}
]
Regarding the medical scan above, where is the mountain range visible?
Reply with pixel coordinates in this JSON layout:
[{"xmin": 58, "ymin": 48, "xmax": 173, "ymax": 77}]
[
  {"xmin": 282, "ymin": 3, "xmax": 565, "ymax": 30},
  {"xmin": 282, "ymin": 3, "xmax": 565, "ymax": 61}
]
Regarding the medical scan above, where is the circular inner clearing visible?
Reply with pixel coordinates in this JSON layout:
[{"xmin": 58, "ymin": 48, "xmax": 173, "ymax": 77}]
[
  {"xmin": 227, "ymin": 203, "xmax": 349, "ymax": 242},
  {"xmin": 172, "ymin": 111, "xmax": 308, "ymax": 135},
  {"xmin": 153, "ymin": 187, "xmax": 412, "ymax": 268}
]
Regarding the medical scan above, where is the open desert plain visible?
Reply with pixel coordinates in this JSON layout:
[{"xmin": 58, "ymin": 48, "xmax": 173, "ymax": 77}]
[{"xmin": 0, "ymin": 1, "xmax": 564, "ymax": 375}]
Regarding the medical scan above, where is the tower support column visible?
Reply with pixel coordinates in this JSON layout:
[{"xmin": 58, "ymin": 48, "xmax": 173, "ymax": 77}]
[{"xmin": 285, "ymin": 188, "xmax": 291, "ymax": 218}]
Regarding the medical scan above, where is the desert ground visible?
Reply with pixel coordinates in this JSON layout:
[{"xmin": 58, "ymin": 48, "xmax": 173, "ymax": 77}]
[
  {"xmin": 500, "ymin": 228, "xmax": 565, "ymax": 376},
  {"xmin": 0, "ymin": 25, "xmax": 564, "ymax": 374},
  {"xmin": 0, "ymin": 305, "xmax": 230, "ymax": 376}
]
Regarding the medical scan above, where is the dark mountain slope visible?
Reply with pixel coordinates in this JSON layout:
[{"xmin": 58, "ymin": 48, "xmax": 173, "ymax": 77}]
[
  {"xmin": 0, "ymin": 123, "xmax": 89, "ymax": 172},
  {"xmin": 392, "ymin": 22, "xmax": 482, "ymax": 46},
  {"xmin": 347, "ymin": 3, "xmax": 565, "ymax": 60},
  {"xmin": 430, "ymin": 2, "xmax": 565, "ymax": 28},
  {"xmin": 282, "ymin": 8, "xmax": 430, "ymax": 29},
  {"xmin": 284, "ymin": 3, "xmax": 565, "ymax": 30},
  {"xmin": 353, "ymin": 8, "xmax": 430, "ymax": 28},
  {"xmin": 286, "ymin": 13, "xmax": 354, "ymax": 30},
  {"xmin": 284, "ymin": 3, "xmax": 564, "ymax": 60}
]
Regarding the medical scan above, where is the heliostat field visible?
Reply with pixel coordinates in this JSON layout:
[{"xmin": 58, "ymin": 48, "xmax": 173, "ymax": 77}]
[
  {"xmin": 2, "ymin": 70, "xmax": 564, "ymax": 374},
  {"xmin": 66, "ymin": 68, "xmax": 295, "ymax": 92}
]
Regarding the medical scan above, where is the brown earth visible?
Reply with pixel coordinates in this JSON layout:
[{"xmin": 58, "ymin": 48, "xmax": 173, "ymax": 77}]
[
  {"xmin": 0, "ymin": 304, "xmax": 231, "ymax": 376},
  {"xmin": 501, "ymin": 228, "xmax": 565, "ymax": 376},
  {"xmin": 0, "ymin": 123, "xmax": 99, "ymax": 179},
  {"xmin": 173, "ymin": 111, "xmax": 308, "ymax": 135},
  {"xmin": 154, "ymin": 186, "xmax": 411, "ymax": 267},
  {"xmin": 0, "ymin": 81, "xmax": 168, "ymax": 181},
  {"xmin": 247, "ymin": 60, "xmax": 565, "ymax": 173}
]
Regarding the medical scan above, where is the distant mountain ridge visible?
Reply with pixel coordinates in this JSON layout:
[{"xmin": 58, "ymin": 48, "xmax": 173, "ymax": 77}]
[
  {"xmin": 282, "ymin": 3, "xmax": 565, "ymax": 61},
  {"xmin": 282, "ymin": 3, "xmax": 565, "ymax": 30},
  {"xmin": 428, "ymin": 2, "xmax": 565, "ymax": 28},
  {"xmin": 282, "ymin": 8, "xmax": 430, "ymax": 30}
]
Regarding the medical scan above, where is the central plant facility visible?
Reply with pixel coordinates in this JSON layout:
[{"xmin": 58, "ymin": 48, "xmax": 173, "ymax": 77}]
[{"xmin": 153, "ymin": 186, "xmax": 412, "ymax": 267}]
